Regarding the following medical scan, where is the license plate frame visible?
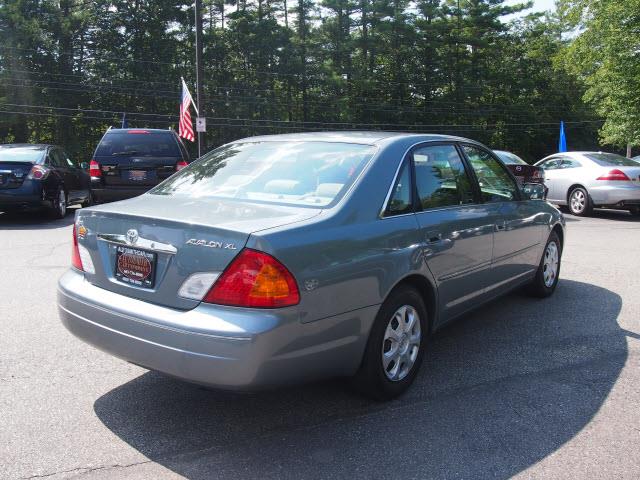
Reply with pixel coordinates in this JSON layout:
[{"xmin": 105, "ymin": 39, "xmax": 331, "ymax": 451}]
[
  {"xmin": 127, "ymin": 170, "xmax": 148, "ymax": 181},
  {"xmin": 114, "ymin": 245, "xmax": 157, "ymax": 288}
]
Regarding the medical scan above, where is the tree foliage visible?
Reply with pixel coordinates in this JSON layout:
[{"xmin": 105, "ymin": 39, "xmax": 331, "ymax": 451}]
[
  {"xmin": 559, "ymin": 0, "xmax": 640, "ymax": 150},
  {"xmin": 0, "ymin": 0, "xmax": 602, "ymax": 162}
]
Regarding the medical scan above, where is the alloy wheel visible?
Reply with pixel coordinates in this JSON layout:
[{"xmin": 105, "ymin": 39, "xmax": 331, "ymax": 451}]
[
  {"xmin": 57, "ymin": 190, "xmax": 67, "ymax": 217},
  {"xmin": 381, "ymin": 305, "xmax": 421, "ymax": 382},
  {"xmin": 543, "ymin": 241, "xmax": 559, "ymax": 287},
  {"xmin": 570, "ymin": 189, "xmax": 586, "ymax": 214}
]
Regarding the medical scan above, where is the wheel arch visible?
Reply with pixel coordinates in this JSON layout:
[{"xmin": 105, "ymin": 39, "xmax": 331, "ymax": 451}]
[
  {"xmin": 386, "ymin": 273, "xmax": 437, "ymax": 333},
  {"xmin": 566, "ymin": 183, "xmax": 588, "ymax": 204},
  {"xmin": 551, "ymin": 223, "xmax": 564, "ymax": 249}
]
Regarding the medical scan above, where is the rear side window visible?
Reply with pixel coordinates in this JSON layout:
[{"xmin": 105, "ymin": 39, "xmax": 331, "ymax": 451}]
[
  {"xmin": 412, "ymin": 144, "xmax": 475, "ymax": 209},
  {"xmin": 384, "ymin": 160, "xmax": 413, "ymax": 217},
  {"xmin": 48, "ymin": 149, "xmax": 66, "ymax": 167},
  {"xmin": 95, "ymin": 132, "xmax": 181, "ymax": 158},
  {"xmin": 463, "ymin": 145, "xmax": 519, "ymax": 202}
]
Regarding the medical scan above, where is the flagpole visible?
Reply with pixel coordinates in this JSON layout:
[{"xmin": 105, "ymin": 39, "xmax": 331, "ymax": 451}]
[{"xmin": 195, "ymin": 0, "xmax": 204, "ymax": 158}]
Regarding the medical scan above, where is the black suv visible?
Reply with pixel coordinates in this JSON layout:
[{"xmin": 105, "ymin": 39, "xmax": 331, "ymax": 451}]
[
  {"xmin": 90, "ymin": 128, "xmax": 191, "ymax": 203},
  {"xmin": 0, "ymin": 144, "xmax": 91, "ymax": 218}
]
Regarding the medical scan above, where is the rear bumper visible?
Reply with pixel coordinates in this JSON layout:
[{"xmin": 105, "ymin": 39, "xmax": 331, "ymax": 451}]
[
  {"xmin": 0, "ymin": 184, "xmax": 48, "ymax": 211},
  {"xmin": 91, "ymin": 185, "xmax": 150, "ymax": 203},
  {"xmin": 57, "ymin": 269, "xmax": 376, "ymax": 390},
  {"xmin": 590, "ymin": 184, "xmax": 640, "ymax": 207}
]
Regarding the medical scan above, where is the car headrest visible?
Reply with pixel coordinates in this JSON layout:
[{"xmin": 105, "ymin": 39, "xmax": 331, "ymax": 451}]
[
  {"xmin": 263, "ymin": 179, "xmax": 301, "ymax": 194},
  {"xmin": 315, "ymin": 183, "xmax": 344, "ymax": 197}
]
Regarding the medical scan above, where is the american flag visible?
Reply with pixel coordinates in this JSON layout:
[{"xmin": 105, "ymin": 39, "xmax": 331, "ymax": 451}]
[{"xmin": 179, "ymin": 78, "xmax": 195, "ymax": 142}]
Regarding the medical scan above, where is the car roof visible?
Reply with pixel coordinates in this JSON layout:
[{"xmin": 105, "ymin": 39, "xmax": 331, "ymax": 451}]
[
  {"xmin": 105, "ymin": 128, "xmax": 175, "ymax": 134},
  {"xmin": 0, "ymin": 143, "xmax": 53, "ymax": 150},
  {"xmin": 231, "ymin": 131, "xmax": 475, "ymax": 146},
  {"xmin": 540, "ymin": 151, "xmax": 621, "ymax": 160}
]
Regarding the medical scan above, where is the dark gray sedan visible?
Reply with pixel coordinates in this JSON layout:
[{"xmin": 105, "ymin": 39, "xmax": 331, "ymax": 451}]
[{"xmin": 58, "ymin": 132, "xmax": 565, "ymax": 399}]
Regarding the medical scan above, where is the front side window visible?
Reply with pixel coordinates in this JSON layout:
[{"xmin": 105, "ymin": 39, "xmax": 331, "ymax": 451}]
[
  {"xmin": 540, "ymin": 159, "xmax": 559, "ymax": 170},
  {"xmin": 559, "ymin": 159, "xmax": 581, "ymax": 169},
  {"xmin": 152, "ymin": 141, "xmax": 376, "ymax": 208},
  {"xmin": 383, "ymin": 159, "xmax": 413, "ymax": 217},
  {"xmin": 412, "ymin": 144, "xmax": 475, "ymax": 210},
  {"xmin": 463, "ymin": 145, "xmax": 519, "ymax": 202}
]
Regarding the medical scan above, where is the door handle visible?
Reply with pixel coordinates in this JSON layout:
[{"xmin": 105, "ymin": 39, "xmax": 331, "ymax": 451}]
[{"xmin": 426, "ymin": 233, "xmax": 442, "ymax": 244}]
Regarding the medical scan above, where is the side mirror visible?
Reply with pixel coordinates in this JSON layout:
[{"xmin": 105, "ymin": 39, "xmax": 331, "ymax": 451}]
[
  {"xmin": 522, "ymin": 183, "xmax": 546, "ymax": 200},
  {"xmin": 80, "ymin": 162, "xmax": 89, "ymax": 170}
]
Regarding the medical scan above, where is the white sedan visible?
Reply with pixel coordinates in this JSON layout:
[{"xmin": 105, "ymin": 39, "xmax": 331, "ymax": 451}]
[{"xmin": 536, "ymin": 152, "xmax": 640, "ymax": 216}]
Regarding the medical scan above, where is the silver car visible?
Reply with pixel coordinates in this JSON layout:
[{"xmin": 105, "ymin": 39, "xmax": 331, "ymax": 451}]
[
  {"xmin": 536, "ymin": 152, "xmax": 640, "ymax": 216},
  {"xmin": 58, "ymin": 132, "xmax": 565, "ymax": 399}
]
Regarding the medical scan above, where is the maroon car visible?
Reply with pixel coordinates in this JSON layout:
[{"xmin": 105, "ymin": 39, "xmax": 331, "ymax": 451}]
[{"xmin": 494, "ymin": 150, "xmax": 547, "ymax": 199}]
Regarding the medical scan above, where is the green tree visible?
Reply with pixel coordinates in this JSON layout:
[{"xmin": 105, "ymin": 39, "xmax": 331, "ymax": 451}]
[{"xmin": 559, "ymin": 0, "xmax": 640, "ymax": 156}]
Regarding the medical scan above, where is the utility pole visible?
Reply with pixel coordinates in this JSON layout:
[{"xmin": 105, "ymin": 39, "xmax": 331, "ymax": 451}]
[{"xmin": 195, "ymin": 0, "xmax": 204, "ymax": 157}]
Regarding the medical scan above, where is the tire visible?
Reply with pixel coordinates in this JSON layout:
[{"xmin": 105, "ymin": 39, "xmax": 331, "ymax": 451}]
[
  {"xmin": 567, "ymin": 186, "xmax": 593, "ymax": 216},
  {"xmin": 49, "ymin": 187, "xmax": 67, "ymax": 219},
  {"xmin": 353, "ymin": 286, "xmax": 429, "ymax": 400},
  {"xmin": 527, "ymin": 231, "xmax": 562, "ymax": 298},
  {"xmin": 81, "ymin": 190, "xmax": 94, "ymax": 208}
]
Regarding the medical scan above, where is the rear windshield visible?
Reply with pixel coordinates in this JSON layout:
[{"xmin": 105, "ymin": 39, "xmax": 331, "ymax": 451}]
[
  {"xmin": 586, "ymin": 153, "xmax": 638, "ymax": 167},
  {"xmin": 0, "ymin": 147, "xmax": 46, "ymax": 163},
  {"xmin": 150, "ymin": 141, "xmax": 377, "ymax": 207},
  {"xmin": 95, "ymin": 132, "xmax": 181, "ymax": 157},
  {"xmin": 495, "ymin": 151, "xmax": 526, "ymax": 165}
]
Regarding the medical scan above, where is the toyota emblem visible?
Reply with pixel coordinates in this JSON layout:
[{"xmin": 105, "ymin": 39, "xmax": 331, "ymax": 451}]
[{"xmin": 126, "ymin": 229, "xmax": 139, "ymax": 245}]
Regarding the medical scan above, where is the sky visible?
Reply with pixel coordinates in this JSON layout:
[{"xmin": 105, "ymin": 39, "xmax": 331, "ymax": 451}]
[{"xmin": 506, "ymin": 0, "xmax": 557, "ymax": 15}]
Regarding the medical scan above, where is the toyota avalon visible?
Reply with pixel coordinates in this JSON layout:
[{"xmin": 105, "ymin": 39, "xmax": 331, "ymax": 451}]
[{"xmin": 58, "ymin": 132, "xmax": 565, "ymax": 399}]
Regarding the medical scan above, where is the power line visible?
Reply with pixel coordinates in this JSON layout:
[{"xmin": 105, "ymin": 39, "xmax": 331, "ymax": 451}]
[{"xmin": 0, "ymin": 103, "xmax": 604, "ymax": 130}]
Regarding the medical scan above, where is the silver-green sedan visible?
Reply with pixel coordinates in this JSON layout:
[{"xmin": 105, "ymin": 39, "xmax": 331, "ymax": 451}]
[{"xmin": 58, "ymin": 132, "xmax": 565, "ymax": 399}]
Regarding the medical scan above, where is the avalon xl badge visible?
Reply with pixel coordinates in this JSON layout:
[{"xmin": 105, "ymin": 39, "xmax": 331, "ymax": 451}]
[{"xmin": 186, "ymin": 238, "xmax": 237, "ymax": 250}]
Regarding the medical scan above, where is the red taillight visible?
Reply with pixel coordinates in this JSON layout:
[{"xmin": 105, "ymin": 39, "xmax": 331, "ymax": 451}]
[
  {"xmin": 203, "ymin": 249, "xmax": 300, "ymax": 308},
  {"xmin": 596, "ymin": 169, "xmax": 630, "ymax": 181},
  {"xmin": 127, "ymin": 129, "xmax": 150, "ymax": 134},
  {"xmin": 27, "ymin": 165, "xmax": 50, "ymax": 180},
  {"xmin": 89, "ymin": 159, "xmax": 101, "ymax": 178},
  {"xmin": 176, "ymin": 160, "xmax": 188, "ymax": 171},
  {"xmin": 71, "ymin": 223, "xmax": 84, "ymax": 271}
]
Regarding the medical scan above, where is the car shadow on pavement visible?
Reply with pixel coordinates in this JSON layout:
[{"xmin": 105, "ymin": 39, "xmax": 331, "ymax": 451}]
[
  {"xmin": 94, "ymin": 279, "xmax": 626, "ymax": 479},
  {"xmin": 0, "ymin": 208, "xmax": 77, "ymax": 230}
]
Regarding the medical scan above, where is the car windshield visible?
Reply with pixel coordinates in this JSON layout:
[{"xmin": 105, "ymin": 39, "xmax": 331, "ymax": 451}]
[
  {"xmin": 586, "ymin": 153, "xmax": 638, "ymax": 167},
  {"xmin": 0, "ymin": 146, "xmax": 46, "ymax": 163},
  {"xmin": 95, "ymin": 132, "xmax": 181, "ymax": 157},
  {"xmin": 495, "ymin": 151, "xmax": 527, "ymax": 165},
  {"xmin": 150, "ymin": 141, "xmax": 377, "ymax": 207}
]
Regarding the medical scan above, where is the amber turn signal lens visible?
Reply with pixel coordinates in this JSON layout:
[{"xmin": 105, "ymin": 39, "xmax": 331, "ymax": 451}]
[{"xmin": 203, "ymin": 249, "xmax": 300, "ymax": 308}]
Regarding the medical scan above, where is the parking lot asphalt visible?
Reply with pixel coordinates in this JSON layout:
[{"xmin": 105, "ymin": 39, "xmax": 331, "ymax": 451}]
[{"xmin": 1, "ymin": 207, "xmax": 639, "ymax": 480}]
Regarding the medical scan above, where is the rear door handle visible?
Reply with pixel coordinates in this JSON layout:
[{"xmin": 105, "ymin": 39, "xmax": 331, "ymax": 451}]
[{"xmin": 426, "ymin": 233, "xmax": 442, "ymax": 244}]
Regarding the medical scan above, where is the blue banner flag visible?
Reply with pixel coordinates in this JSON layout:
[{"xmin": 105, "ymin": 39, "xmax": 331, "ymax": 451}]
[
  {"xmin": 558, "ymin": 121, "xmax": 567, "ymax": 152},
  {"xmin": 121, "ymin": 112, "xmax": 128, "ymax": 128}
]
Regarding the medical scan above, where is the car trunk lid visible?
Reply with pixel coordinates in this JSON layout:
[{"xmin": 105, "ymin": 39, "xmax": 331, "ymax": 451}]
[
  {"xmin": 596, "ymin": 166, "xmax": 640, "ymax": 184},
  {"xmin": 76, "ymin": 195, "xmax": 321, "ymax": 309},
  {"xmin": 0, "ymin": 162, "xmax": 32, "ymax": 189}
]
